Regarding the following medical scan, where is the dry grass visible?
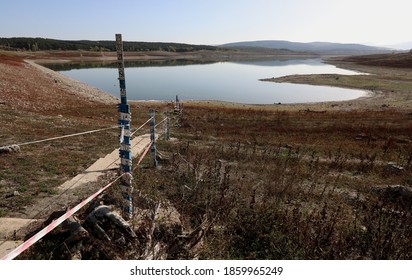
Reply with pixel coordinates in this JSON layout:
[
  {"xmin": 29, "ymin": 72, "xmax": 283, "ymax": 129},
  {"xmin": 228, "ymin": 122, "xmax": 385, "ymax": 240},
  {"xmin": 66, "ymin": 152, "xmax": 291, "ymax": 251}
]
[
  {"xmin": 134, "ymin": 105, "xmax": 412, "ymax": 259},
  {"xmin": 1, "ymin": 51, "xmax": 412, "ymax": 259},
  {"xmin": 0, "ymin": 93, "xmax": 170, "ymax": 217}
]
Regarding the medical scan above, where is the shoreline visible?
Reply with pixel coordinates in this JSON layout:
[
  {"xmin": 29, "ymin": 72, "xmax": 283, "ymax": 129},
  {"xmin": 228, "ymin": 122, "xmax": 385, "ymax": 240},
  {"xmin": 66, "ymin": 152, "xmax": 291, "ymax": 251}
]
[
  {"xmin": 25, "ymin": 60, "xmax": 119, "ymax": 105},
  {"xmin": 2, "ymin": 50, "xmax": 409, "ymax": 112},
  {"xmin": 28, "ymin": 56, "xmax": 383, "ymax": 111}
]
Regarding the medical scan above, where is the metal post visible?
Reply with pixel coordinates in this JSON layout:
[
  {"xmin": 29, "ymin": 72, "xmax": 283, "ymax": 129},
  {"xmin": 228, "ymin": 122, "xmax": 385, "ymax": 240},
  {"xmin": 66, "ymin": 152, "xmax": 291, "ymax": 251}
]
[
  {"xmin": 174, "ymin": 95, "xmax": 180, "ymax": 112},
  {"xmin": 116, "ymin": 34, "xmax": 133, "ymax": 220},
  {"xmin": 149, "ymin": 109, "xmax": 158, "ymax": 167},
  {"xmin": 166, "ymin": 115, "xmax": 170, "ymax": 141}
]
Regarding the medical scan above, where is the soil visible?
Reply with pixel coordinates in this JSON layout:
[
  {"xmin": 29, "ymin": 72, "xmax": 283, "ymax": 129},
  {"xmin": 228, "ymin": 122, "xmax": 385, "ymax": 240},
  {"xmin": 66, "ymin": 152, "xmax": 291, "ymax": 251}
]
[
  {"xmin": 0, "ymin": 54, "xmax": 117, "ymax": 113},
  {"xmin": 1, "ymin": 49, "xmax": 411, "ymax": 259}
]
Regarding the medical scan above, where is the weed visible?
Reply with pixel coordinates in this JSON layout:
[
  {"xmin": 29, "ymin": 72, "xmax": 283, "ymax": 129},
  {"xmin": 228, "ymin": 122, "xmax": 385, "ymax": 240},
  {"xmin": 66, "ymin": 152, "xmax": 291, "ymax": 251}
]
[
  {"xmin": 0, "ymin": 208, "xmax": 9, "ymax": 217},
  {"xmin": 132, "ymin": 104, "xmax": 412, "ymax": 259}
]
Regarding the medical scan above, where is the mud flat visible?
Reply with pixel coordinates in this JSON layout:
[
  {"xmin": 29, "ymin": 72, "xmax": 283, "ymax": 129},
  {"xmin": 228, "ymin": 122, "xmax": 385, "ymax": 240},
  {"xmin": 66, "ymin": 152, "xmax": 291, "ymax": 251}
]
[{"xmin": 259, "ymin": 55, "xmax": 412, "ymax": 111}]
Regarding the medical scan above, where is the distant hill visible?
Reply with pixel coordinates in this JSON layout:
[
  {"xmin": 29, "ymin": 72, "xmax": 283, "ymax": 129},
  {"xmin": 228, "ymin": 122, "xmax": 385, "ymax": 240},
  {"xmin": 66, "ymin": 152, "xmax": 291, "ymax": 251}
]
[
  {"xmin": 221, "ymin": 40, "xmax": 392, "ymax": 55},
  {"xmin": 0, "ymin": 37, "xmax": 218, "ymax": 52},
  {"xmin": 386, "ymin": 41, "xmax": 412, "ymax": 50},
  {"xmin": 333, "ymin": 51, "xmax": 412, "ymax": 68}
]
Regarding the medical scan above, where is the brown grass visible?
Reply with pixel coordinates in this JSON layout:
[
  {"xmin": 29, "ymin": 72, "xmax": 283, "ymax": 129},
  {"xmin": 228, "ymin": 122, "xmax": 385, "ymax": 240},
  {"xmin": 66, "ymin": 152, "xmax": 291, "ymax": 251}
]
[
  {"xmin": 1, "ymin": 51, "xmax": 412, "ymax": 259},
  {"xmin": 336, "ymin": 52, "xmax": 412, "ymax": 68},
  {"xmin": 133, "ymin": 104, "xmax": 412, "ymax": 259}
]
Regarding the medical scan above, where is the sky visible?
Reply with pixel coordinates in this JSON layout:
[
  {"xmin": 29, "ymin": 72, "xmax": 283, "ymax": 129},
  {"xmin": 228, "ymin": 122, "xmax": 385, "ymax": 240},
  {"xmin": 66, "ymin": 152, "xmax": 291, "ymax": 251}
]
[{"xmin": 1, "ymin": 0, "xmax": 410, "ymax": 47}]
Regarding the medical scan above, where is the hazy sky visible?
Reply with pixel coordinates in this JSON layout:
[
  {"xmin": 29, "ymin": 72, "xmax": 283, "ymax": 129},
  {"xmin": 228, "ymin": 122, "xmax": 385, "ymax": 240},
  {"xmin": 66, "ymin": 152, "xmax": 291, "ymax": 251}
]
[{"xmin": 1, "ymin": 0, "xmax": 410, "ymax": 46}]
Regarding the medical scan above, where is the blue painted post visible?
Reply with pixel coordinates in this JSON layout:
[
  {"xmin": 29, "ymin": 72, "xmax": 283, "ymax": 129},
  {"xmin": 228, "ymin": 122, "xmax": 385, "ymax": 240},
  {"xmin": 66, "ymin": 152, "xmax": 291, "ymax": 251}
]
[
  {"xmin": 174, "ymin": 95, "xmax": 180, "ymax": 112},
  {"xmin": 116, "ymin": 34, "xmax": 133, "ymax": 220},
  {"xmin": 149, "ymin": 109, "xmax": 158, "ymax": 167},
  {"xmin": 166, "ymin": 115, "xmax": 170, "ymax": 141}
]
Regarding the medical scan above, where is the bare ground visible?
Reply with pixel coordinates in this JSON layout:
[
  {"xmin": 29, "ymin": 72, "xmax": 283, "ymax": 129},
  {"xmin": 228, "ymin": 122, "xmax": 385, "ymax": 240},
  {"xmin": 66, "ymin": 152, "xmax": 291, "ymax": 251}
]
[
  {"xmin": 1, "ymin": 50, "xmax": 411, "ymax": 259},
  {"xmin": 0, "ymin": 50, "xmax": 408, "ymax": 221}
]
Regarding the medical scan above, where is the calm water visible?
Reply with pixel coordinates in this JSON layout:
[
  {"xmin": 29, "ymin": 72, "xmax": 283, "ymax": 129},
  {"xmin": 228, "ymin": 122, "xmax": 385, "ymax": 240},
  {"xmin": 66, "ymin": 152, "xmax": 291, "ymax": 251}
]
[{"xmin": 52, "ymin": 58, "xmax": 365, "ymax": 104}]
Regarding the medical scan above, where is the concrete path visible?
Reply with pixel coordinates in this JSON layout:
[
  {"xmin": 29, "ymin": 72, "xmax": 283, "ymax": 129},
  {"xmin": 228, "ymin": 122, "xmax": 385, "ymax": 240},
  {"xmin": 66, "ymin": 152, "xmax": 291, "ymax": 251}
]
[
  {"xmin": 0, "ymin": 218, "xmax": 38, "ymax": 257},
  {"xmin": 58, "ymin": 134, "xmax": 152, "ymax": 191},
  {"xmin": 0, "ymin": 133, "xmax": 155, "ymax": 258}
]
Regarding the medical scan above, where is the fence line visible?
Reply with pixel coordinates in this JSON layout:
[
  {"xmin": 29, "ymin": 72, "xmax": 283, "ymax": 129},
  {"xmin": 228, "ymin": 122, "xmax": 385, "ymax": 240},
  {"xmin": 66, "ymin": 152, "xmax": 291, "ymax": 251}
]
[
  {"xmin": 0, "ymin": 113, "xmax": 170, "ymax": 259},
  {"xmin": 130, "ymin": 117, "xmax": 153, "ymax": 137},
  {"xmin": 135, "ymin": 140, "xmax": 153, "ymax": 168},
  {"xmin": 1, "ymin": 117, "xmax": 156, "ymax": 150},
  {"xmin": 1, "ymin": 138, "xmax": 155, "ymax": 260},
  {"xmin": 20, "ymin": 131, "xmax": 155, "ymax": 226},
  {"xmin": 0, "ymin": 126, "xmax": 119, "ymax": 149},
  {"xmin": 0, "ymin": 174, "xmax": 123, "ymax": 260},
  {"xmin": 154, "ymin": 117, "xmax": 168, "ymax": 129},
  {"xmin": 4, "ymin": 128, "xmax": 158, "ymax": 227}
]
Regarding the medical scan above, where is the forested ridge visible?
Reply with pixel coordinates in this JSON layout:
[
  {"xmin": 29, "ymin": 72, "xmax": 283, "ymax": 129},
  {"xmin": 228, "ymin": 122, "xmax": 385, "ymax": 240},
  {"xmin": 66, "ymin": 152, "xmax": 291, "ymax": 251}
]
[{"xmin": 0, "ymin": 37, "xmax": 219, "ymax": 52}]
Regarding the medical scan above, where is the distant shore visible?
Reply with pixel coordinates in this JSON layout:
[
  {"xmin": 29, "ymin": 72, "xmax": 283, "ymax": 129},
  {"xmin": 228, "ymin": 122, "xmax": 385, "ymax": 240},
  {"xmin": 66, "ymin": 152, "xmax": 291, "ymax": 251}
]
[
  {"xmin": 258, "ymin": 55, "xmax": 412, "ymax": 111},
  {"xmin": 9, "ymin": 49, "xmax": 318, "ymax": 65}
]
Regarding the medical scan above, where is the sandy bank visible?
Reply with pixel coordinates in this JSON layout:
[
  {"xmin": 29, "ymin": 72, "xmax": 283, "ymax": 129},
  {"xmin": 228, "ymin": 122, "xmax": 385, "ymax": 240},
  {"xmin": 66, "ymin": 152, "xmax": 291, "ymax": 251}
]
[{"xmin": 26, "ymin": 60, "xmax": 118, "ymax": 105}]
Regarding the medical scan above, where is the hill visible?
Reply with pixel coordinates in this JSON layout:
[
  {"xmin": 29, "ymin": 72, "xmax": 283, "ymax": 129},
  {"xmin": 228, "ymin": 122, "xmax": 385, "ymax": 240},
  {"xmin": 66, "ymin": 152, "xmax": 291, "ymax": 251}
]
[
  {"xmin": 221, "ymin": 40, "xmax": 392, "ymax": 55},
  {"xmin": 0, "ymin": 37, "xmax": 218, "ymax": 52},
  {"xmin": 335, "ymin": 51, "xmax": 412, "ymax": 68}
]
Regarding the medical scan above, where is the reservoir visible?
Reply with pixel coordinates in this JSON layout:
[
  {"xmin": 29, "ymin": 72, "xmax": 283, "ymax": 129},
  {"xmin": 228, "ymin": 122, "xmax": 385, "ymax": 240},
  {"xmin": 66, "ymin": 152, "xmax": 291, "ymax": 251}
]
[{"xmin": 49, "ymin": 58, "xmax": 365, "ymax": 104}]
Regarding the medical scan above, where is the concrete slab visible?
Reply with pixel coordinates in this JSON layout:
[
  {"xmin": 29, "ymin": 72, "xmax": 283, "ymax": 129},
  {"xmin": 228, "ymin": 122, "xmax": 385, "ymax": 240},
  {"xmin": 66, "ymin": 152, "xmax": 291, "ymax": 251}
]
[
  {"xmin": 0, "ymin": 218, "xmax": 38, "ymax": 239},
  {"xmin": 58, "ymin": 134, "xmax": 153, "ymax": 191},
  {"xmin": 0, "ymin": 241, "xmax": 24, "ymax": 258},
  {"xmin": 0, "ymin": 133, "xmax": 160, "ymax": 259}
]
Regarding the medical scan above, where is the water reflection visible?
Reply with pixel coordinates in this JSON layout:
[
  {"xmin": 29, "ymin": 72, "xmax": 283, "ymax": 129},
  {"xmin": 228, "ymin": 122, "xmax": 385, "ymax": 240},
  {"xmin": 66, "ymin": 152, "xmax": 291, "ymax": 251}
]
[{"xmin": 46, "ymin": 59, "xmax": 218, "ymax": 71}]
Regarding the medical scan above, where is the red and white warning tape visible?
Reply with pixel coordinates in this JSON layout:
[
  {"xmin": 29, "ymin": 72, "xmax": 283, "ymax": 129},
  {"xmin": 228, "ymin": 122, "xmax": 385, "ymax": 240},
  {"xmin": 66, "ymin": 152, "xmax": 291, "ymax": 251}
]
[
  {"xmin": 130, "ymin": 117, "xmax": 153, "ymax": 137},
  {"xmin": 135, "ymin": 140, "xmax": 153, "ymax": 167},
  {"xmin": 1, "ymin": 174, "xmax": 123, "ymax": 260},
  {"xmin": 1, "ymin": 140, "xmax": 154, "ymax": 260}
]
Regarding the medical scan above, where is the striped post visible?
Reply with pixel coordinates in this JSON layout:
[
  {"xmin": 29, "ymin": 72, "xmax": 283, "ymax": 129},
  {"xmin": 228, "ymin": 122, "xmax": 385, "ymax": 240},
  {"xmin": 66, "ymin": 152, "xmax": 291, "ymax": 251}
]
[
  {"xmin": 149, "ymin": 109, "xmax": 158, "ymax": 167},
  {"xmin": 166, "ymin": 115, "xmax": 170, "ymax": 141},
  {"xmin": 116, "ymin": 34, "xmax": 133, "ymax": 220},
  {"xmin": 174, "ymin": 94, "xmax": 180, "ymax": 112}
]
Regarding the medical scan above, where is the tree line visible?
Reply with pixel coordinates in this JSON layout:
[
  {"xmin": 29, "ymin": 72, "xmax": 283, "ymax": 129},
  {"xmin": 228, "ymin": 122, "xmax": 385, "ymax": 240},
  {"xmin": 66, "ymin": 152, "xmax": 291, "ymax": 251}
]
[{"xmin": 0, "ymin": 37, "xmax": 219, "ymax": 52}]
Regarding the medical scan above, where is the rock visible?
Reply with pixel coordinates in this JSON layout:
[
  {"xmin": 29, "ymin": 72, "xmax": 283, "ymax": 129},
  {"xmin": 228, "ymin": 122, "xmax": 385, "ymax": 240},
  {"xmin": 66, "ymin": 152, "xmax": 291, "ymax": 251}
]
[
  {"xmin": 355, "ymin": 133, "xmax": 377, "ymax": 141},
  {"xmin": 154, "ymin": 204, "xmax": 182, "ymax": 242},
  {"xmin": 334, "ymin": 188, "xmax": 366, "ymax": 203},
  {"xmin": 372, "ymin": 185, "xmax": 412, "ymax": 204},
  {"xmin": 343, "ymin": 190, "xmax": 366, "ymax": 203},
  {"xmin": 44, "ymin": 211, "xmax": 89, "ymax": 243},
  {"xmin": 10, "ymin": 145, "xmax": 20, "ymax": 153},
  {"xmin": 384, "ymin": 162, "xmax": 404, "ymax": 175},
  {"xmin": 0, "ymin": 145, "xmax": 21, "ymax": 154},
  {"xmin": 392, "ymin": 136, "xmax": 411, "ymax": 144},
  {"xmin": 114, "ymin": 234, "xmax": 126, "ymax": 246},
  {"xmin": 156, "ymin": 152, "xmax": 170, "ymax": 163},
  {"xmin": 5, "ymin": 190, "xmax": 21, "ymax": 198},
  {"xmin": 85, "ymin": 204, "xmax": 137, "ymax": 241}
]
